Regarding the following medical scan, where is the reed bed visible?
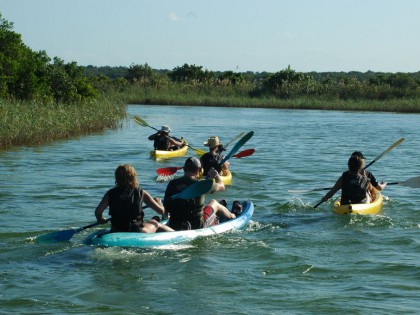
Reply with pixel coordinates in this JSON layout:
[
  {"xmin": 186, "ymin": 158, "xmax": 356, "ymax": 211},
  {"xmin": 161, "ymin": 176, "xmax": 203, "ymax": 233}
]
[{"xmin": 0, "ymin": 97, "xmax": 126, "ymax": 148}]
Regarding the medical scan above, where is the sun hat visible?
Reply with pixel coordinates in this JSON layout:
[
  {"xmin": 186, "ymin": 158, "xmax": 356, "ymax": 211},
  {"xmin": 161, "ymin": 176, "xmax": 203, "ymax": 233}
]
[
  {"xmin": 160, "ymin": 125, "xmax": 171, "ymax": 133},
  {"xmin": 204, "ymin": 136, "xmax": 222, "ymax": 148},
  {"xmin": 351, "ymin": 151, "xmax": 366, "ymax": 159},
  {"xmin": 184, "ymin": 157, "xmax": 201, "ymax": 171}
]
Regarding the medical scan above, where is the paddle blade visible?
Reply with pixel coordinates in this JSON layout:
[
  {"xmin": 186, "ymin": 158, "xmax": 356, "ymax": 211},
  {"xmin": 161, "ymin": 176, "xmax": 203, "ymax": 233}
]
[
  {"xmin": 133, "ymin": 115, "xmax": 149, "ymax": 127},
  {"xmin": 156, "ymin": 166, "xmax": 183, "ymax": 176},
  {"xmin": 172, "ymin": 179, "xmax": 214, "ymax": 199},
  {"xmin": 221, "ymin": 131, "xmax": 254, "ymax": 165},
  {"xmin": 388, "ymin": 176, "xmax": 420, "ymax": 188},
  {"xmin": 233, "ymin": 148, "xmax": 255, "ymax": 158},
  {"xmin": 364, "ymin": 138, "xmax": 405, "ymax": 169},
  {"xmin": 224, "ymin": 132, "xmax": 245, "ymax": 148},
  {"xmin": 35, "ymin": 228, "xmax": 78, "ymax": 243},
  {"xmin": 190, "ymin": 147, "xmax": 206, "ymax": 156}
]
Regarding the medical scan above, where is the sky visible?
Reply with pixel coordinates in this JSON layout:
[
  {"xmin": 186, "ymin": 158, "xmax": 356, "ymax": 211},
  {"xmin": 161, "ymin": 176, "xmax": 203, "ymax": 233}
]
[{"xmin": 1, "ymin": 0, "xmax": 420, "ymax": 73}]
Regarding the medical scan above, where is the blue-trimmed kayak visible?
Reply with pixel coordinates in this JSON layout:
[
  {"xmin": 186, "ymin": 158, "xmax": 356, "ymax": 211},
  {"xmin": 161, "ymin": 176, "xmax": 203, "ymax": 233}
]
[{"xmin": 84, "ymin": 200, "xmax": 254, "ymax": 248}]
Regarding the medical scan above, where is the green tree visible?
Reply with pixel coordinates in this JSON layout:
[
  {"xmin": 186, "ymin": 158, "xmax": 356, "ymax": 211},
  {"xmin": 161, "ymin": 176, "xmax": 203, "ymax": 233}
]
[{"xmin": 168, "ymin": 63, "xmax": 215, "ymax": 83}]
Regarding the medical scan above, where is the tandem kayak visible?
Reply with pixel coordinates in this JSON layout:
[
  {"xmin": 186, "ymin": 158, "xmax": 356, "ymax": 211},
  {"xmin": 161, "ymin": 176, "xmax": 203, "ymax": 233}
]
[
  {"xmin": 333, "ymin": 188, "xmax": 383, "ymax": 215},
  {"xmin": 150, "ymin": 139, "xmax": 188, "ymax": 160},
  {"xmin": 84, "ymin": 200, "xmax": 254, "ymax": 248}
]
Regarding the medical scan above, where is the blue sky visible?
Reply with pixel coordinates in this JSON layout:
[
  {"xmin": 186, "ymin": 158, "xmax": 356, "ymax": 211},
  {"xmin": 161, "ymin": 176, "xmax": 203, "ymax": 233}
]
[{"xmin": 2, "ymin": 0, "xmax": 420, "ymax": 73}]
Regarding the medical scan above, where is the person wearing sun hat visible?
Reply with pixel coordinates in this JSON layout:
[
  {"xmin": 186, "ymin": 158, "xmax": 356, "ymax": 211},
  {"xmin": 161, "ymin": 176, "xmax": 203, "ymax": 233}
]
[
  {"xmin": 200, "ymin": 136, "xmax": 230, "ymax": 176},
  {"xmin": 148, "ymin": 125, "xmax": 183, "ymax": 151},
  {"xmin": 351, "ymin": 151, "xmax": 387, "ymax": 192},
  {"xmin": 163, "ymin": 157, "xmax": 235, "ymax": 230}
]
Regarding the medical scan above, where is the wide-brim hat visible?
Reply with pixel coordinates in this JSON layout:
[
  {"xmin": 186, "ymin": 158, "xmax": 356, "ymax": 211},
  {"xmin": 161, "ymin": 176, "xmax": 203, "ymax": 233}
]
[
  {"xmin": 160, "ymin": 125, "xmax": 171, "ymax": 133},
  {"xmin": 204, "ymin": 136, "xmax": 222, "ymax": 148}
]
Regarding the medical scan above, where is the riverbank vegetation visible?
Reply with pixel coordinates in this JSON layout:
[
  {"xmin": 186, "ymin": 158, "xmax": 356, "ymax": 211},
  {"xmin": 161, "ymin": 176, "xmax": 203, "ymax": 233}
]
[{"xmin": 1, "ymin": 12, "xmax": 419, "ymax": 148}]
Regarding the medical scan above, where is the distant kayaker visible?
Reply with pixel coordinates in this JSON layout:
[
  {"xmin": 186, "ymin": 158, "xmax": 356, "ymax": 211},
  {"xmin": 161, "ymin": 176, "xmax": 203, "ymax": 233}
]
[
  {"xmin": 321, "ymin": 155, "xmax": 373, "ymax": 205},
  {"xmin": 164, "ymin": 157, "xmax": 235, "ymax": 231},
  {"xmin": 200, "ymin": 136, "xmax": 230, "ymax": 176},
  {"xmin": 148, "ymin": 125, "xmax": 183, "ymax": 151},
  {"xmin": 351, "ymin": 151, "xmax": 387, "ymax": 192},
  {"xmin": 95, "ymin": 164, "xmax": 174, "ymax": 233}
]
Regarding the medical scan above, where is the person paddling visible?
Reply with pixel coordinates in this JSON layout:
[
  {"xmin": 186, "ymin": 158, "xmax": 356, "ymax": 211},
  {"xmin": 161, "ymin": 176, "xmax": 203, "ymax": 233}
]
[
  {"xmin": 164, "ymin": 157, "xmax": 235, "ymax": 231},
  {"xmin": 200, "ymin": 136, "xmax": 230, "ymax": 176},
  {"xmin": 320, "ymin": 155, "xmax": 373, "ymax": 205},
  {"xmin": 148, "ymin": 125, "xmax": 183, "ymax": 151},
  {"xmin": 95, "ymin": 164, "xmax": 174, "ymax": 233}
]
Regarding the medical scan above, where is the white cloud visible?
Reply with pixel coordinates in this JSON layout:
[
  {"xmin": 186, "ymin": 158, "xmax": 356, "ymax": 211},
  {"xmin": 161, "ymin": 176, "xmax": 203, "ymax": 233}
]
[{"xmin": 168, "ymin": 13, "xmax": 181, "ymax": 22}]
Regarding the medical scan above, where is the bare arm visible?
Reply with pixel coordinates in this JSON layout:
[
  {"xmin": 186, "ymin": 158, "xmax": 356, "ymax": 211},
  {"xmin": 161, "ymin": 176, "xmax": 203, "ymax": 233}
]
[
  {"xmin": 321, "ymin": 177, "xmax": 342, "ymax": 202},
  {"xmin": 95, "ymin": 192, "xmax": 109, "ymax": 223},
  {"xmin": 142, "ymin": 190, "xmax": 167, "ymax": 218},
  {"xmin": 208, "ymin": 168, "xmax": 225, "ymax": 193}
]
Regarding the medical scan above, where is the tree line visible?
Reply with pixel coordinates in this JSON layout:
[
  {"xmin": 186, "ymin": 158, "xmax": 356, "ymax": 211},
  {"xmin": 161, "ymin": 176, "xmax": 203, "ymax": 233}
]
[{"xmin": 1, "ymin": 12, "xmax": 420, "ymax": 104}]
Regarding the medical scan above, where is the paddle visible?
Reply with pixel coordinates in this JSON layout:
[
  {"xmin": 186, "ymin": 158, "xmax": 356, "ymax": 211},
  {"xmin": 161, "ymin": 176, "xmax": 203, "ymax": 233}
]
[
  {"xmin": 220, "ymin": 131, "xmax": 254, "ymax": 166},
  {"xmin": 171, "ymin": 179, "xmax": 214, "ymax": 199},
  {"xmin": 156, "ymin": 148, "xmax": 255, "ymax": 176},
  {"xmin": 233, "ymin": 148, "xmax": 255, "ymax": 158},
  {"xmin": 35, "ymin": 218, "xmax": 111, "ymax": 243},
  {"xmin": 313, "ymin": 138, "xmax": 405, "ymax": 208},
  {"xmin": 217, "ymin": 131, "xmax": 245, "ymax": 153},
  {"xmin": 386, "ymin": 176, "xmax": 420, "ymax": 188},
  {"xmin": 133, "ymin": 115, "xmax": 206, "ymax": 155}
]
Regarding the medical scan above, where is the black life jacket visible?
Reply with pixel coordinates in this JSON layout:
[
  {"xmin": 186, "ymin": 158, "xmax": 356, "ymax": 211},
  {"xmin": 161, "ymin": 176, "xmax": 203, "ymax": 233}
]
[
  {"xmin": 341, "ymin": 171, "xmax": 369, "ymax": 205},
  {"xmin": 108, "ymin": 187, "xmax": 144, "ymax": 231},
  {"xmin": 164, "ymin": 176, "xmax": 205, "ymax": 230},
  {"xmin": 154, "ymin": 136, "xmax": 169, "ymax": 150},
  {"xmin": 200, "ymin": 152, "xmax": 223, "ymax": 174}
]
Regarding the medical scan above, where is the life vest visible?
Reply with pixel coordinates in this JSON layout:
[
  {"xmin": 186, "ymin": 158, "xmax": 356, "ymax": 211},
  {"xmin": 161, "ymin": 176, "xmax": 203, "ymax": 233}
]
[
  {"xmin": 154, "ymin": 136, "xmax": 169, "ymax": 150},
  {"xmin": 340, "ymin": 171, "xmax": 369, "ymax": 205},
  {"xmin": 108, "ymin": 187, "xmax": 144, "ymax": 232},
  {"xmin": 200, "ymin": 152, "xmax": 223, "ymax": 174},
  {"xmin": 164, "ymin": 177, "xmax": 205, "ymax": 230}
]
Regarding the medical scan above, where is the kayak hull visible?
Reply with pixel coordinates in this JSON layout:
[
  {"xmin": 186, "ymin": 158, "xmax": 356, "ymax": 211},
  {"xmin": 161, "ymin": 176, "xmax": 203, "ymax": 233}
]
[
  {"xmin": 150, "ymin": 139, "xmax": 188, "ymax": 160},
  {"xmin": 84, "ymin": 200, "xmax": 254, "ymax": 248},
  {"xmin": 333, "ymin": 189, "xmax": 383, "ymax": 215}
]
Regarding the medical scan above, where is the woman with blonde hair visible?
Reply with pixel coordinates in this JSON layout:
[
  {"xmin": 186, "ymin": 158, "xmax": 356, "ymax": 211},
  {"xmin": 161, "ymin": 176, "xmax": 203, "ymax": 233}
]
[{"xmin": 95, "ymin": 164, "xmax": 173, "ymax": 233}]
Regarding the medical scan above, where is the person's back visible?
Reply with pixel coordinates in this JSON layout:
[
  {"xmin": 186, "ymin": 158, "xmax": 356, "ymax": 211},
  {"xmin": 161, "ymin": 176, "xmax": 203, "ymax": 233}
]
[
  {"xmin": 340, "ymin": 156, "xmax": 370, "ymax": 205},
  {"xmin": 201, "ymin": 136, "xmax": 225, "ymax": 175},
  {"xmin": 164, "ymin": 158, "xmax": 206, "ymax": 230}
]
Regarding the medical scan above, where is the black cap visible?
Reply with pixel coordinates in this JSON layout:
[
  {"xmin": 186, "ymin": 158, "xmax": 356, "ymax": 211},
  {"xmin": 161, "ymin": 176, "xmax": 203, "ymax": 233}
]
[
  {"xmin": 351, "ymin": 151, "xmax": 365, "ymax": 159},
  {"xmin": 184, "ymin": 157, "xmax": 201, "ymax": 171}
]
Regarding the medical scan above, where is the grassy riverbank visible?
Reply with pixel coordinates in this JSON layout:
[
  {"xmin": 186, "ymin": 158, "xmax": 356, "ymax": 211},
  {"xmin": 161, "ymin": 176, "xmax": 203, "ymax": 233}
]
[
  {"xmin": 0, "ymin": 96, "xmax": 126, "ymax": 148},
  {"xmin": 121, "ymin": 84, "xmax": 420, "ymax": 113}
]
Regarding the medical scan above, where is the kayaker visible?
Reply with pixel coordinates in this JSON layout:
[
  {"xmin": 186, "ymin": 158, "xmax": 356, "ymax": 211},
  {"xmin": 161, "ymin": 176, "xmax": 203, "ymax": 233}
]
[
  {"xmin": 351, "ymin": 151, "xmax": 387, "ymax": 192},
  {"xmin": 163, "ymin": 157, "xmax": 235, "ymax": 231},
  {"xmin": 321, "ymin": 155, "xmax": 373, "ymax": 205},
  {"xmin": 200, "ymin": 136, "xmax": 230, "ymax": 176},
  {"xmin": 148, "ymin": 125, "xmax": 183, "ymax": 151},
  {"xmin": 95, "ymin": 164, "xmax": 174, "ymax": 233}
]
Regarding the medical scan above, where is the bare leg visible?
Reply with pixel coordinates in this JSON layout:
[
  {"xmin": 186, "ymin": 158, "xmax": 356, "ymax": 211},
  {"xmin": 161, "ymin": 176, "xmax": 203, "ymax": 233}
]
[
  {"xmin": 207, "ymin": 199, "xmax": 236, "ymax": 220},
  {"xmin": 141, "ymin": 220, "xmax": 174, "ymax": 233}
]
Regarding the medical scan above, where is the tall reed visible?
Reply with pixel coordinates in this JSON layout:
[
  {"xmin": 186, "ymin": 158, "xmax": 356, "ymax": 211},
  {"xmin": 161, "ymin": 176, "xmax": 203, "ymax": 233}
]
[{"xmin": 0, "ymin": 96, "xmax": 126, "ymax": 148}]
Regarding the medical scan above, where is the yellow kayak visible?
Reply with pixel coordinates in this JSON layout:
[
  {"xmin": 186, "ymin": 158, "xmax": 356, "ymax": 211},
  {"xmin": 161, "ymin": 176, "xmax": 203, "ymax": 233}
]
[
  {"xmin": 220, "ymin": 169, "xmax": 233, "ymax": 185},
  {"xmin": 198, "ymin": 169, "xmax": 233, "ymax": 186},
  {"xmin": 150, "ymin": 139, "xmax": 188, "ymax": 160},
  {"xmin": 333, "ymin": 188, "xmax": 383, "ymax": 215}
]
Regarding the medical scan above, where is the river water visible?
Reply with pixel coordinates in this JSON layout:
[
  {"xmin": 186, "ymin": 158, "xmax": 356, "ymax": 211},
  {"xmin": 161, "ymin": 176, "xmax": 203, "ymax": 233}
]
[{"xmin": 1, "ymin": 104, "xmax": 419, "ymax": 314}]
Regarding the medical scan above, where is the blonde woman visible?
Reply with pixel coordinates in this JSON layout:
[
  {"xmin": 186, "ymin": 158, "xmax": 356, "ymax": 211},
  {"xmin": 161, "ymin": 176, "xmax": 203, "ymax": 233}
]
[{"xmin": 95, "ymin": 164, "xmax": 173, "ymax": 233}]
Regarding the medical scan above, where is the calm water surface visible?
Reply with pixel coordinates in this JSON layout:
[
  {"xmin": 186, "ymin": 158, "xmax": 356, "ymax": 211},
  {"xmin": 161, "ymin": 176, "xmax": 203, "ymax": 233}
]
[{"xmin": 1, "ymin": 105, "xmax": 419, "ymax": 314}]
